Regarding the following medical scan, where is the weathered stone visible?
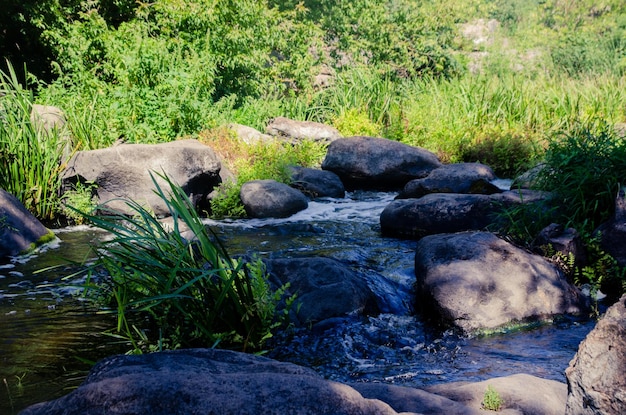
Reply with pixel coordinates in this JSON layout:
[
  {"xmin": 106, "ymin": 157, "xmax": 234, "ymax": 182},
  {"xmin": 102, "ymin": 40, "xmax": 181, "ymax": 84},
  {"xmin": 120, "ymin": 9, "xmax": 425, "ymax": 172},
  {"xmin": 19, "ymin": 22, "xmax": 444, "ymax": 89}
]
[
  {"xmin": 414, "ymin": 231, "xmax": 588, "ymax": 333},
  {"xmin": 397, "ymin": 162, "xmax": 501, "ymax": 199},
  {"xmin": 510, "ymin": 164, "xmax": 546, "ymax": 190},
  {"xmin": 381, "ymin": 190, "xmax": 552, "ymax": 239},
  {"xmin": 426, "ymin": 373, "xmax": 567, "ymax": 415},
  {"xmin": 226, "ymin": 123, "xmax": 274, "ymax": 145},
  {"xmin": 288, "ymin": 166, "xmax": 345, "ymax": 199},
  {"xmin": 61, "ymin": 139, "xmax": 222, "ymax": 217},
  {"xmin": 565, "ymin": 294, "xmax": 626, "ymax": 415},
  {"xmin": 381, "ymin": 193, "xmax": 496, "ymax": 239},
  {"xmin": 30, "ymin": 104, "xmax": 67, "ymax": 135},
  {"xmin": 19, "ymin": 349, "xmax": 402, "ymax": 415},
  {"xmin": 354, "ymin": 383, "xmax": 482, "ymax": 415},
  {"xmin": 597, "ymin": 186, "xmax": 626, "ymax": 267},
  {"xmin": 322, "ymin": 136, "xmax": 442, "ymax": 190},
  {"xmin": 536, "ymin": 223, "xmax": 587, "ymax": 268},
  {"xmin": 0, "ymin": 189, "xmax": 55, "ymax": 259},
  {"xmin": 265, "ymin": 257, "xmax": 378, "ymax": 326},
  {"xmin": 240, "ymin": 179, "xmax": 308, "ymax": 218},
  {"xmin": 266, "ymin": 116, "xmax": 341, "ymax": 143}
]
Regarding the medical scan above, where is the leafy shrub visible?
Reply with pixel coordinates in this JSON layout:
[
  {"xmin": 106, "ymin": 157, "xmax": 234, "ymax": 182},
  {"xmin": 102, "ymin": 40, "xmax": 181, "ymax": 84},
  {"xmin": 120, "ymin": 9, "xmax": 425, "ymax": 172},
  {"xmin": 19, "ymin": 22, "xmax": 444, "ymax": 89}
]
[
  {"xmin": 535, "ymin": 120, "xmax": 626, "ymax": 233},
  {"xmin": 332, "ymin": 108, "xmax": 382, "ymax": 137},
  {"xmin": 84, "ymin": 173, "xmax": 292, "ymax": 353},
  {"xmin": 60, "ymin": 181, "xmax": 98, "ymax": 225},
  {"xmin": 482, "ymin": 385, "xmax": 504, "ymax": 411}
]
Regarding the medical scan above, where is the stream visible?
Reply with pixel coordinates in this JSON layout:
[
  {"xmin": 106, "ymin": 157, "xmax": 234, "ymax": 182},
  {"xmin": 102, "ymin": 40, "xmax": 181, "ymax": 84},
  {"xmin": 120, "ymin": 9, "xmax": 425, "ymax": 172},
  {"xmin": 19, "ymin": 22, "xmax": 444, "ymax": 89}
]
[{"xmin": 0, "ymin": 191, "xmax": 596, "ymax": 414}]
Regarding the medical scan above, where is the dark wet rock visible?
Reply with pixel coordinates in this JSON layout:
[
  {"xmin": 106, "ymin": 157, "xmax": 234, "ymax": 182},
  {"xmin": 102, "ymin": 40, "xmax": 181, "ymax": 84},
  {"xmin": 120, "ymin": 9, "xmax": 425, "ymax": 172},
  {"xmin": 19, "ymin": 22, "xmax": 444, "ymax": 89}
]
[
  {"xmin": 380, "ymin": 190, "xmax": 552, "ymax": 239},
  {"xmin": 240, "ymin": 179, "xmax": 308, "ymax": 219},
  {"xmin": 265, "ymin": 257, "xmax": 379, "ymax": 326},
  {"xmin": 426, "ymin": 373, "xmax": 567, "ymax": 415},
  {"xmin": 288, "ymin": 166, "xmax": 345, "ymax": 199},
  {"xmin": 565, "ymin": 294, "xmax": 626, "ymax": 415},
  {"xmin": 397, "ymin": 162, "xmax": 501, "ymax": 199},
  {"xmin": 266, "ymin": 116, "xmax": 341, "ymax": 143},
  {"xmin": 381, "ymin": 193, "xmax": 495, "ymax": 239},
  {"xmin": 536, "ymin": 223, "xmax": 587, "ymax": 268},
  {"xmin": 61, "ymin": 139, "xmax": 222, "ymax": 217},
  {"xmin": 414, "ymin": 231, "xmax": 589, "ymax": 333},
  {"xmin": 321, "ymin": 136, "xmax": 442, "ymax": 191},
  {"xmin": 0, "ymin": 189, "xmax": 54, "ymax": 258},
  {"xmin": 596, "ymin": 186, "xmax": 626, "ymax": 268},
  {"xmin": 19, "ymin": 349, "xmax": 401, "ymax": 415}
]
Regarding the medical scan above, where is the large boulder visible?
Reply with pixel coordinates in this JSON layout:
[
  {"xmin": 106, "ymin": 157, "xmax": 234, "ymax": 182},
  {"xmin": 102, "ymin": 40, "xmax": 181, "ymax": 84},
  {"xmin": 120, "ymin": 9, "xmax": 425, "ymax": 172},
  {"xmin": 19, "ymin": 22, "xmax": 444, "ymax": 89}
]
[
  {"xmin": 265, "ymin": 257, "xmax": 379, "ymax": 326},
  {"xmin": 397, "ymin": 162, "xmax": 501, "ymax": 199},
  {"xmin": 19, "ymin": 349, "xmax": 401, "ymax": 415},
  {"xmin": 565, "ymin": 294, "xmax": 626, "ymax": 414},
  {"xmin": 321, "ymin": 136, "xmax": 442, "ymax": 190},
  {"xmin": 597, "ymin": 186, "xmax": 626, "ymax": 267},
  {"xmin": 240, "ymin": 179, "xmax": 308, "ymax": 218},
  {"xmin": 61, "ymin": 139, "xmax": 222, "ymax": 217},
  {"xmin": 266, "ymin": 116, "xmax": 342, "ymax": 143},
  {"xmin": 425, "ymin": 373, "xmax": 567, "ymax": 415},
  {"xmin": 414, "ymin": 231, "xmax": 588, "ymax": 333},
  {"xmin": 288, "ymin": 166, "xmax": 345, "ymax": 199},
  {"xmin": 381, "ymin": 190, "xmax": 551, "ymax": 239},
  {"xmin": 0, "ymin": 189, "xmax": 55, "ymax": 259}
]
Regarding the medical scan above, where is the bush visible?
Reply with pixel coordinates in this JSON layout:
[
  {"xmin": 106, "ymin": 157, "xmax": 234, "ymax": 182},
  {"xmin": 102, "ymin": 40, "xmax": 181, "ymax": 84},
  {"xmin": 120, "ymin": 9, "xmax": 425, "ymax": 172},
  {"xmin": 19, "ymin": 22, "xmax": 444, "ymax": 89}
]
[
  {"xmin": 0, "ymin": 62, "xmax": 69, "ymax": 221},
  {"xmin": 83, "ymin": 173, "xmax": 293, "ymax": 352},
  {"xmin": 535, "ymin": 120, "xmax": 626, "ymax": 233}
]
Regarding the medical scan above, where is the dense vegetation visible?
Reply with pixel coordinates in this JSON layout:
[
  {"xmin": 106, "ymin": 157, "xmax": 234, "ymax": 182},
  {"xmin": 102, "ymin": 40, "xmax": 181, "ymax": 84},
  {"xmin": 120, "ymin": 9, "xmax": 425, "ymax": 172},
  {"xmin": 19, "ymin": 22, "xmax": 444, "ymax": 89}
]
[{"xmin": 2, "ymin": 0, "xmax": 626, "ymax": 339}]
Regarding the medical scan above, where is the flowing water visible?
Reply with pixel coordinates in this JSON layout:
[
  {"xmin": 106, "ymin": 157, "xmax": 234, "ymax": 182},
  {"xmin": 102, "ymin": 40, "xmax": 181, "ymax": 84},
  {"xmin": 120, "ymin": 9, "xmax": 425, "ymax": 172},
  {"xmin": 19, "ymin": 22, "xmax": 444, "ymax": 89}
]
[{"xmin": 0, "ymin": 191, "xmax": 596, "ymax": 413}]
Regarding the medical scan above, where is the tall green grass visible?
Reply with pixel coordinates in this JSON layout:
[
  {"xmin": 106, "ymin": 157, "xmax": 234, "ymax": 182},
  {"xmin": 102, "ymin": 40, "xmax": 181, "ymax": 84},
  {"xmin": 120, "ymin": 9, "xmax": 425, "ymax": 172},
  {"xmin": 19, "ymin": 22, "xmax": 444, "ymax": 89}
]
[
  {"xmin": 82, "ymin": 173, "xmax": 292, "ymax": 353},
  {"xmin": 0, "ymin": 63, "xmax": 70, "ymax": 221}
]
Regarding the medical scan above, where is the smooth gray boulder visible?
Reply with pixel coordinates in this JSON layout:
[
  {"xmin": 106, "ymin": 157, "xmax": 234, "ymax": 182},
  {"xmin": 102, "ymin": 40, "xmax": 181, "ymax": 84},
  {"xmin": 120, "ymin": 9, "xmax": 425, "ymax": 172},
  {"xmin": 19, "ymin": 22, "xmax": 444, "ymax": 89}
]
[
  {"xmin": 0, "ymin": 189, "xmax": 55, "ymax": 258},
  {"xmin": 414, "ymin": 231, "xmax": 588, "ymax": 333},
  {"xmin": 266, "ymin": 116, "xmax": 341, "ymax": 143},
  {"xmin": 321, "ymin": 136, "xmax": 442, "ymax": 190},
  {"xmin": 240, "ymin": 179, "xmax": 308, "ymax": 218},
  {"xmin": 381, "ymin": 189, "xmax": 551, "ymax": 239},
  {"xmin": 397, "ymin": 162, "xmax": 501, "ymax": 199},
  {"xmin": 61, "ymin": 139, "xmax": 222, "ymax": 217},
  {"xmin": 19, "ymin": 349, "xmax": 403, "ymax": 415},
  {"xmin": 288, "ymin": 166, "xmax": 345, "ymax": 198},
  {"xmin": 265, "ymin": 257, "xmax": 379, "ymax": 326},
  {"xmin": 565, "ymin": 294, "xmax": 626, "ymax": 415},
  {"xmin": 226, "ymin": 123, "xmax": 274, "ymax": 145},
  {"xmin": 426, "ymin": 373, "xmax": 567, "ymax": 415}
]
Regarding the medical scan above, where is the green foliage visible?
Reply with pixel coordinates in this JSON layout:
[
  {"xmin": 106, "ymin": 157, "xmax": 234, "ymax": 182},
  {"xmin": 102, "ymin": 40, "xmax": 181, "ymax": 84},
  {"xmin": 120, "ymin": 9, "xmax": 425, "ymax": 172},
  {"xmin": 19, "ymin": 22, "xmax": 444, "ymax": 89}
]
[
  {"xmin": 332, "ymin": 108, "xmax": 382, "ymax": 137},
  {"xmin": 535, "ymin": 120, "xmax": 626, "ymax": 233},
  {"xmin": 83, "ymin": 173, "xmax": 292, "ymax": 353},
  {"xmin": 209, "ymin": 138, "xmax": 326, "ymax": 219},
  {"xmin": 0, "ymin": 62, "xmax": 69, "ymax": 221},
  {"xmin": 60, "ymin": 181, "xmax": 98, "ymax": 225},
  {"xmin": 482, "ymin": 385, "xmax": 504, "ymax": 411},
  {"xmin": 576, "ymin": 235, "xmax": 626, "ymax": 304}
]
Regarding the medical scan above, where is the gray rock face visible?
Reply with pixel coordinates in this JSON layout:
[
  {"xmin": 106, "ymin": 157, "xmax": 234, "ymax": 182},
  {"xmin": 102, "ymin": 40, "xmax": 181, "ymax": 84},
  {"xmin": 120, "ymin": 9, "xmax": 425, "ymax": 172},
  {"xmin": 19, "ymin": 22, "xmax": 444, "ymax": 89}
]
[
  {"xmin": 380, "ymin": 190, "xmax": 551, "ymax": 239},
  {"xmin": 240, "ymin": 179, "xmax": 308, "ymax": 218},
  {"xmin": 426, "ymin": 373, "xmax": 567, "ymax": 415},
  {"xmin": 321, "ymin": 136, "xmax": 442, "ymax": 190},
  {"xmin": 266, "ymin": 116, "xmax": 342, "ymax": 143},
  {"xmin": 61, "ymin": 139, "xmax": 222, "ymax": 217},
  {"xmin": 288, "ymin": 166, "xmax": 345, "ymax": 198},
  {"xmin": 0, "ymin": 189, "xmax": 54, "ymax": 258},
  {"xmin": 565, "ymin": 294, "xmax": 626, "ymax": 415},
  {"xmin": 265, "ymin": 257, "xmax": 378, "ymax": 326},
  {"xmin": 536, "ymin": 223, "xmax": 587, "ymax": 268},
  {"xmin": 19, "ymin": 349, "xmax": 401, "ymax": 415},
  {"xmin": 381, "ymin": 193, "xmax": 496, "ymax": 239},
  {"xmin": 398, "ymin": 162, "xmax": 501, "ymax": 199},
  {"xmin": 226, "ymin": 123, "xmax": 274, "ymax": 145},
  {"xmin": 597, "ymin": 186, "xmax": 626, "ymax": 268},
  {"xmin": 414, "ymin": 231, "xmax": 588, "ymax": 333}
]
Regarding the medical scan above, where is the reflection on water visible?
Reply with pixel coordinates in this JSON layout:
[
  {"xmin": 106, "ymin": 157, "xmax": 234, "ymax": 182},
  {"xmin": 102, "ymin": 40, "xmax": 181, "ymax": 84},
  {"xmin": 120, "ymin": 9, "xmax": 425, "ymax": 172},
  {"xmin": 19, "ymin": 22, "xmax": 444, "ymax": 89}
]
[{"xmin": 0, "ymin": 191, "xmax": 595, "ymax": 413}]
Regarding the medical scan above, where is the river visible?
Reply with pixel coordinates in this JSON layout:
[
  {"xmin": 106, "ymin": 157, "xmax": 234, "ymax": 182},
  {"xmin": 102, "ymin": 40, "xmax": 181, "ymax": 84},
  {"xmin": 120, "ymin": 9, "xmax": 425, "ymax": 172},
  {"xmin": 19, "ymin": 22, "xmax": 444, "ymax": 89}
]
[{"xmin": 0, "ymin": 191, "xmax": 596, "ymax": 413}]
